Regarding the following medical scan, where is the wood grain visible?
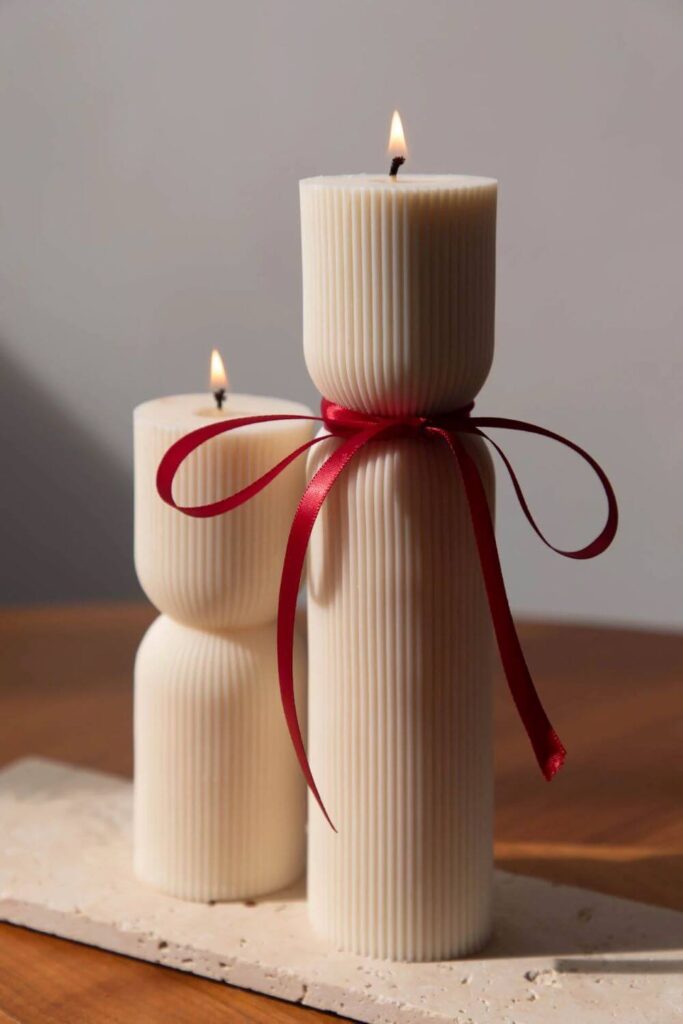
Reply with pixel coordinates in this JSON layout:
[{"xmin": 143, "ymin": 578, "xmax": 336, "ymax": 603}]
[{"xmin": 0, "ymin": 604, "xmax": 681, "ymax": 1022}]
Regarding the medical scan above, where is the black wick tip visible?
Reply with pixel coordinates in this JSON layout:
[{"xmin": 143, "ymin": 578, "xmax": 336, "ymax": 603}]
[
  {"xmin": 213, "ymin": 388, "xmax": 226, "ymax": 411},
  {"xmin": 389, "ymin": 155, "xmax": 405, "ymax": 178}
]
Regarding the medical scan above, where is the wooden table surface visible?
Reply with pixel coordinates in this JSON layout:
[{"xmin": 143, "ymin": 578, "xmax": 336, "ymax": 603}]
[{"xmin": 0, "ymin": 604, "xmax": 681, "ymax": 1022}]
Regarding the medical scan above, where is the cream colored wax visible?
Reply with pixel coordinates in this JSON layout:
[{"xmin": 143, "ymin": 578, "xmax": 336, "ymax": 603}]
[
  {"xmin": 301, "ymin": 174, "xmax": 497, "ymax": 960},
  {"xmin": 134, "ymin": 615, "xmax": 307, "ymax": 901},
  {"xmin": 301, "ymin": 175, "xmax": 496, "ymax": 416},
  {"xmin": 134, "ymin": 393, "xmax": 313, "ymax": 630},
  {"xmin": 133, "ymin": 392, "xmax": 313, "ymax": 901}
]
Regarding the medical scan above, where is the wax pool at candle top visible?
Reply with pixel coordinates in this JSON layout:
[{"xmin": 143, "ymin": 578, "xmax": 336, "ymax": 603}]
[
  {"xmin": 135, "ymin": 393, "xmax": 313, "ymax": 431},
  {"xmin": 301, "ymin": 173, "xmax": 497, "ymax": 191}
]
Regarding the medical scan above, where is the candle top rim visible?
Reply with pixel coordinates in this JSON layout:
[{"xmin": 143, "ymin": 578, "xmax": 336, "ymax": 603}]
[
  {"xmin": 300, "ymin": 173, "xmax": 497, "ymax": 191},
  {"xmin": 135, "ymin": 393, "xmax": 313, "ymax": 429}
]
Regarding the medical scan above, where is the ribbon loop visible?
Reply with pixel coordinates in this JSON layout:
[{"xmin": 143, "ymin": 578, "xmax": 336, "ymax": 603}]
[
  {"xmin": 156, "ymin": 399, "xmax": 618, "ymax": 830},
  {"xmin": 157, "ymin": 413, "xmax": 327, "ymax": 518},
  {"xmin": 468, "ymin": 418, "xmax": 618, "ymax": 559}
]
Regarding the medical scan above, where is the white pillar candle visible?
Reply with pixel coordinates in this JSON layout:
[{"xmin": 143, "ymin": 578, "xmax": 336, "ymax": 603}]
[
  {"xmin": 301, "ymin": 171, "xmax": 497, "ymax": 960},
  {"xmin": 134, "ymin": 385, "xmax": 313, "ymax": 901},
  {"xmin": 134, "ymin": 393, "xmax": 313, "ymax": 629},
  {"xmin": 134, "ymin": 615, "xmax": 307, "ymax": 901}
]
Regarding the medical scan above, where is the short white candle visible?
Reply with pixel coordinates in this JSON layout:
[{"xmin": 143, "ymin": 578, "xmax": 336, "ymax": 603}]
[{"xmin": 133, "ymin": 359, "xmax": 313, "ymax": 901}]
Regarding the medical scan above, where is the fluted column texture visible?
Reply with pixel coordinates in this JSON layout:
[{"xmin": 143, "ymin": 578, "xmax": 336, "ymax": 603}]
[
  {"xmin": 301, "ymin": 176, "xmax": 496, "ymax": 416},
  {"xmin": 134, "ymin": 395, "xmax": 314, "ymax": 630},
  {"xmin": 135, "ymin": 616, "xmax": 307, "ymax": 901},
  {"xmin": 133, "ymin": 394, "xmax": 312, "ymax": 901},
  {"xmin": 301, "ymin": 174, "xmax": 497, "ymax": 960},
  {"xmin": 307, "ymin": 436, "xmax": 494, "ymax": 960}
]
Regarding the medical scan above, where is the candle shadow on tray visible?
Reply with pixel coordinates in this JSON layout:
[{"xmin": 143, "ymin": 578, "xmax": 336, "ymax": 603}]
[
  {"xmin": 554, "ymin": 957, "xmax": 683, "ymax": 974},
  {"xmin": 0, "ymin": 345, "xmax": 139, "ymax": 604},
  {"xmin": 477, "ymin": 859, "xmax": 683, "ymax": 959}
]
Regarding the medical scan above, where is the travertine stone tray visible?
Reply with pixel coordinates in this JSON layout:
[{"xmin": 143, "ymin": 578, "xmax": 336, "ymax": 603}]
[{"xmin": 0, "ymin": 759, "xmax": 680, "ymax": 1024}]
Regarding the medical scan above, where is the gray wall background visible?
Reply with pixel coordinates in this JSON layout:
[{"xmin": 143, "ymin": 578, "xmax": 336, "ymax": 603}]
[{"xmin": 0, "ymin": 0, "xmax": 681, "ymax": 627}]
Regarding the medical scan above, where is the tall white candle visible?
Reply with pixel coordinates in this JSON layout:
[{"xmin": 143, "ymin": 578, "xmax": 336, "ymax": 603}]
[
  {"xmin": 301, "ymin": 165, "xmax": 497, "ymax": 960},
  {"xmin": 134, "ymin": 384, "xmax": 313, "ymax": 900}
]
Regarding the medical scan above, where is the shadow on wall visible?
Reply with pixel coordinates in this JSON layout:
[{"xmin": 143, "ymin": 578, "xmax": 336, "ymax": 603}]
[{"xmin": 0, "ymin": 344, "xmax": 139, "ymax": 604}]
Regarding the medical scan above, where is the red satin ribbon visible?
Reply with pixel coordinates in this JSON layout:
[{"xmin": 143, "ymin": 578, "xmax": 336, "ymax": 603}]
[{"xmin": 157, "ymin": 399, "xmax": 618, "ymax": 831}]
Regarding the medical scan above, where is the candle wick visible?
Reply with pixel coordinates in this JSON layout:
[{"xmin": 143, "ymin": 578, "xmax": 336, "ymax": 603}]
[
  {"xmin": 213, "ymin": 388, "xmax": 226, "ymax": 411},
  {"xmin": 389, "ymin": 156, "xmax": 405, "ymax": 178}
]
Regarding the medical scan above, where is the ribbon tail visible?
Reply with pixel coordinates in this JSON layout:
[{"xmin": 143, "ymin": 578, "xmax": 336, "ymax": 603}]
[
  {"xmin": 437, "ymin": 428, "xmax": 566, "ymax": 780},
  {"xmin": 277, "ymin": 426, "xmax": 387, "ymax": 830}
]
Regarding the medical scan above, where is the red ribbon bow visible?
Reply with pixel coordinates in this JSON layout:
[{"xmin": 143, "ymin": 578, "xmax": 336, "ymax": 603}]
[{"xmin": 157, "ymin": 399, "xmax": 618, "ymax": 831}]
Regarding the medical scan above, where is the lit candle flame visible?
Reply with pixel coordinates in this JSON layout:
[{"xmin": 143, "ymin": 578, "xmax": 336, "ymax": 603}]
[
  {"xmin": 388, "ymin": 110, "xmax": 407, "ymax": 159},
  {"xmin": 210, "ymin": 348, "xmax": 228, "ymax": 392}
]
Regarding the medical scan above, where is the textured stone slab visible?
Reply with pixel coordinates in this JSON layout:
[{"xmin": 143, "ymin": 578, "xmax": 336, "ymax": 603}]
[{"xmin": 0, "ymin": 759, "xmax": 681, "ymax": 1023}]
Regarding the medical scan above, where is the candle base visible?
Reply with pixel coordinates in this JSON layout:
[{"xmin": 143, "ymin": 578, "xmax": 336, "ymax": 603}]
[
  {"xmin": 134, "ymin": 615, "xmax": 306, "ymax": 902},
  {"xmin": 306, "ymin": 434, "xmax": 495, "ymax": 961}
]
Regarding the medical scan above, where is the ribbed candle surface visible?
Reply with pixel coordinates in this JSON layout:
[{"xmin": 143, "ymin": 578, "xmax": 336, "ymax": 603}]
[
  {"xmin": 134, "ymin": 393, "xmax": 312, "ymax": 902},
  {"xmin": 301, "ymin": 172, "xmax": 498, "ymax": 960},
  {"xmin": 134, "ymin": 394, "xmax": 313, "ymax": 629},
  {"xmin": 307, "ymin": 435, "xmax": 494, "ymax": 960},
  {"xmin": 301, "ymin": 175, "xmax": 496, "ymax": 416},
  {"xmin": 134, "ymin": 615, "xmax": 307, "ymax": 901}
]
